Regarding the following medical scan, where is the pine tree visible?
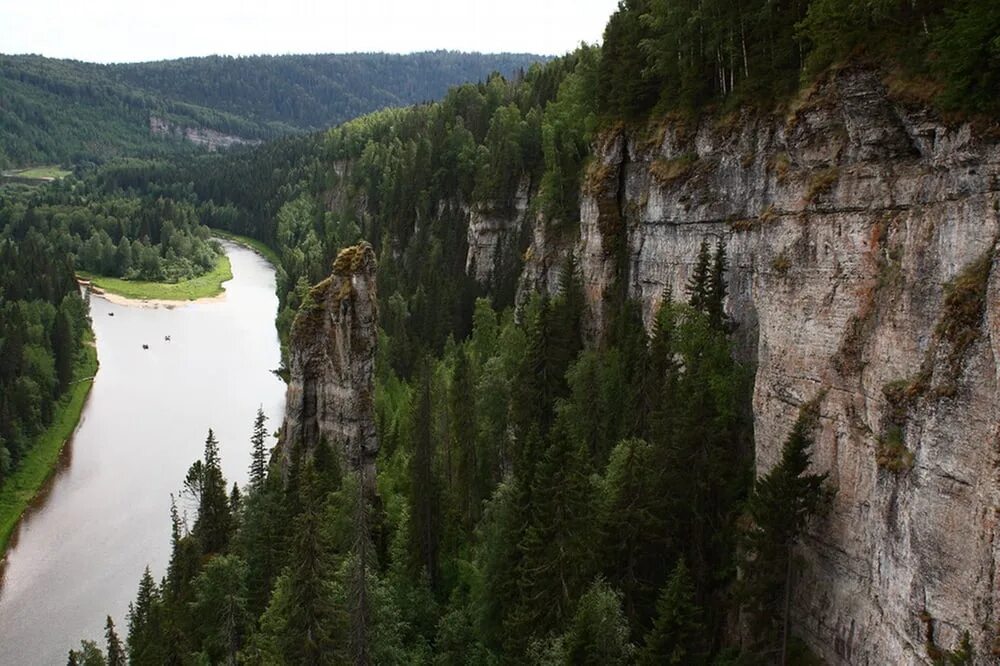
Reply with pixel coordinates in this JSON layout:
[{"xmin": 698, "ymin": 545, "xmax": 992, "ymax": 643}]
[
  {"xmin": 639, "ymin": 559, "xmax": 706, "ymax": 665},
  {"xmin": 105, "ymin": 616, "xmax": 126, "ymax": 666},
  {"xmin": 248, "ymin": 407, "xmax": 269, "ymax": 493}
]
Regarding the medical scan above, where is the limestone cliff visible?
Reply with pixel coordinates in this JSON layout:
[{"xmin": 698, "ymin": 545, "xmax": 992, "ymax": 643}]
[
  {"xmin": 149, "ymin": 115, "xmax": 261, "ymax": 151},
  {"xmin": 510, "ymin": 66, "xmax": 1000, "ymax": 664},
  {"xmin": 280, "ymin": 242, "xmax": 379, "ymax": 484}
]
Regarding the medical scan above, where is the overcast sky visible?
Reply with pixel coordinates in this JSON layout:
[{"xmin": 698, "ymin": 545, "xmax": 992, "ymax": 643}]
[{"xmin": 1, "ymin": 0, "xmax": 619, "ymax": 63}]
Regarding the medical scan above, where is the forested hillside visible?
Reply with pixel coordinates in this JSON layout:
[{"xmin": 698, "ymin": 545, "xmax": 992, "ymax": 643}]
[
  {"xmin": 0, "ymin": 190, "xmax": 91, "ymax": 490},
  {"xmin": 32, "ymin": 0, "xmax": 1000, "ymax": 663},
  {"xmin": 0, "ymin": 52, "xmax": 545, "ymax": 169}
]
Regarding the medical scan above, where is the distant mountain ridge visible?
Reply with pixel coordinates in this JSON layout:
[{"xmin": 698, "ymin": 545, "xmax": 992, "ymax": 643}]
[{"xmin": 0, "ymin": 51, "xmax": 548, "ymax": 168}]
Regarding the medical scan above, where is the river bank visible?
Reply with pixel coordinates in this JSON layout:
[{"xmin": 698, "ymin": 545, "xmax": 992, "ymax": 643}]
[
  {"xmin": 0, "ymin": 338, "xmax": 99, "ymax": 555},
  {"xmin": 77, "ymin": 252, "xmax": 233, "ymax": 303},
  {"xmin": 0, "ymin": 241, "xmax": 286, "ymax": 664},
  {"xmin": 209, "ymin": 228, "xmax": 281, "ymax": 267}
]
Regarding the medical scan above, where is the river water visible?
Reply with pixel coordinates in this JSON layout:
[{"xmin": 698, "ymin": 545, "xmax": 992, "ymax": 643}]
[{"xmin": 0, "ymin": 241, "xmax": 286, "ymax": 665}]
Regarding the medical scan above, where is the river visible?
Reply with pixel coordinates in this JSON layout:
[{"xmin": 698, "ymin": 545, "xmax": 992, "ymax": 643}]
[{"xmin": 0, "ymin": 241, "xmax": 286, "ymax": 665}]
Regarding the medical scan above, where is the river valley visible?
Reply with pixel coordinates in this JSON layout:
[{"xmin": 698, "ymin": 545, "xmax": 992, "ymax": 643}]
[{"xmin": 0, "ymin": 241, "xmax": 286, "ymax": 665}]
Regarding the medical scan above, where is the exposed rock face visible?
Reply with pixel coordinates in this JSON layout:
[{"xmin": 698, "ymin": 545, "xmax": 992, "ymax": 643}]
[
  {"xmin": 149, "ymin": 115, "xmax": 261, "ymax": 151},
  {"xmin": 512, "ymin": 67, "xmax": 1000, "ymax": 664},
  {"xmin": 466, "ymin": 177, "xmax": 533, "ymax": 286},
  {"xmin": 280, "ymin": 242, "xmax": 379, "ymax": 484}
]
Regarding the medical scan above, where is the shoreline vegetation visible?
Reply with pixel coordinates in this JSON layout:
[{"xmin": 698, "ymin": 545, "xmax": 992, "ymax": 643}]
[
  {"xmin": 0, "ymin": 165, "xmax": 72, "ymax": 183},
  {"xmin": 210, "ymin": 228, "xmax": 280, "ymax": 267},
  {"xmin": 77, "ymin": 253, "xmax": 233, "ymax": 302},
  {"xmin": 0, "ymin": 337, "xmax": 99, "ymax": 555}
]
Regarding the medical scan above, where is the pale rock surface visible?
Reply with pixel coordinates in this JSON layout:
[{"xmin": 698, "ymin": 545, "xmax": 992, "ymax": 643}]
[
  {"xmin": 149, "ymin": 115, "xmax": 261, "ymax": 151},
  {"xmin": 511, "ymin": 67, "xmax": 1000, "ymax": 664},
  {"xmin": 280, "ymin": 242, "xmax": 379, "ymax": 486}
]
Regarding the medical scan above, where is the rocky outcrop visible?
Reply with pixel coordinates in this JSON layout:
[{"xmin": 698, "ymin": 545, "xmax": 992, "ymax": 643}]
[
  {"xmin": 466, "ymin": 177, "xmax": 533, "ymax": 287},
  {"xmin": 149, "ymin": 115, "xmax": 261, "ymax": 151},
  {"xmin": 280, "ymin": 242, "xmax": 379, "ymax": 484},
  {"xmin": 514, "ymin": 67, "xmax": 1000, "ymax": 664}
]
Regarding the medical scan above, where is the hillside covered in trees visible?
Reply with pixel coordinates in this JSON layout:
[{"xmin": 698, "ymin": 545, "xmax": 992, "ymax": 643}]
[
  {"xmin": 6, "ymin": 0, "xmax": 995, "ymax": 663},
  {"xmin": 0, "ymin": 51, "xmax": 546, "ymax": 169},
  {"xmin": 0, "ymin": 191, "xmax": 91, "ymax": 490}
]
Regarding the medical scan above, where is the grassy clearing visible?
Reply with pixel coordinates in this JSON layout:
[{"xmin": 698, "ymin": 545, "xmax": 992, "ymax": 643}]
[
  {"xmin": 6, "ymin": 165, "xmax": 72, "ymax": 180},
  {"xmin": 210, "ymin": 228, "xmax": 281, "ymax": 267},
  {"xmin": 79, "ymin": 254, "xmax": 233, "ymax": 301},
  {"xmin": 0, "ymin": 340, "xmax": 99, "ymax": 554}
]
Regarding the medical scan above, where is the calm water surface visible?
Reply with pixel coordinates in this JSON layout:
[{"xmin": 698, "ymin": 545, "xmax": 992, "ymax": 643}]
[{"xmin": 0, "ymin": 241, "xmax": 286, "ymax": 665}]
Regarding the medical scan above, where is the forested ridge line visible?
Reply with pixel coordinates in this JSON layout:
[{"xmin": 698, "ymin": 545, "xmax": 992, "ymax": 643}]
[{"xmin": 0, "ymin": 51, "xmax": 548, "ymax": 169}]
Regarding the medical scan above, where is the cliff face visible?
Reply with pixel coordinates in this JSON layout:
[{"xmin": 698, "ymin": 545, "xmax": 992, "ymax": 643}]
[
  {"xmin": 508, "ymin": 67, "xmax": 1000, "ymax": 664},
  {"xmin": 280, "ymin": 243, "xmax": 379, "ymax": 484},
  {"xmin": 149, "ymin": 115, "xmax": 262, "ymax": 151}
]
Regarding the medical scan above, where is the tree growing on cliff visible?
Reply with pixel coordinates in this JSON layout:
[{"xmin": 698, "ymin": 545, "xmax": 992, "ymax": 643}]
[{"xmin": 740, "ymin": 400, "xmax": 830, "ymax": 664}]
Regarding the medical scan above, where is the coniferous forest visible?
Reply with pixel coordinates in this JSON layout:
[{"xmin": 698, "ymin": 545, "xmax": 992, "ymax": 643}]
[{"xmin": 0, "ymin": 0, "xmax": 997, "ymax": 664}]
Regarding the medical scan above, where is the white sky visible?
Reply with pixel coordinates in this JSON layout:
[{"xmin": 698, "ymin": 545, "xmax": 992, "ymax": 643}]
[{"xmin": 1, "ymin": 0, "xmax": 619, "ymax": 63}]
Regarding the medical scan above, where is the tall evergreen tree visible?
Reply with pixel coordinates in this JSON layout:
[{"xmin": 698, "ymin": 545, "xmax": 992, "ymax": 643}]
[
  {"xmin": 706, "ymin": 239, "xmax": 729, "ymax": 331},
  {"xmin": 687, "ymin": 239, "xmax": 712, "ymax": 314},
  {"xmin": 191, "ymin": 429, "xmax": 232, "ymax": 555},
  {"xmin": 512, "ymin": 424, "xmax": 597, "ymax": 644},
  {"xmin": 639, "ymin": 559, "xmax": 706, "ymax": 665},
  {"xmin": 104, "ymin": 616, "xmax": 126, "ymax": 666},
  {"xmin": 450, "ymin": 346, "xmax": 479, "ymax": 530},
  {"xmin": 559, "ymin": 579, "xmax": 636, "ymax": 666},
  {"xmin": 408, "ymin": 359, "xmax": 442, "ymax": 590},
  {"xmin": 126, "ymin": 566, "xmax": 162, "ymax": 665},
  {"xmin": 740, "ymin": 401, "xmax": 830, "ymax": 663},
  {"xmin": 249, "ymin": 407, "xmax": 269, "ymax": 493},
  {"xmin": 282, "ymin": 464, "xmax": 337, "ymax": 664}
]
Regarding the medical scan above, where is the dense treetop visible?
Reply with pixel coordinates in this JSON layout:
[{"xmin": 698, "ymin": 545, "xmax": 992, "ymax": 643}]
[{"xmin": 598, "ymin": 0, "xmax": 1000, "ymax": 119}]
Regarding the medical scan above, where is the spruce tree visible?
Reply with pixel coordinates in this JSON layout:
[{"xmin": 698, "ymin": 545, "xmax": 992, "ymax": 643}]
[
  {"xmin": 408, "ymin": 359, "xmax": 441, "ymax": 590},
  {"xmin": 282, "ymin": 464, "xmax": 336, "ymax": 664},
  {"xmin": 105, "ymin": 616, "xmax": 126, "ymax": 666},
  {"xmin": 686, "ymin": 239, "xmax": 712, "ymax": 314},
  {"xmin": 646, "ymin": 287, "xmax": 679, "ymax": 446},
  {"xmin": 560, "ymin": 579, "xmax": 635, "ymax": 666},
  {"xmin": 600, "ymin": 438, "xmax": 671, "ymax": 630},
  {"xmin": 193, "ymin": 429, "xmax": 232, "ymax": 555},
  {"xmin": 639, "ymin": 559, "xmax": 706, "ymax": 665},
  {"xmin": 248, "ymin": 407, "xmax": 269, "ymax": 493},
  {"xmin": 127, "ymin": 567, "xmax": 161, "ymax": 665},
  {"xmin": 512, "ymin": 424, "xmax": 597, "ymax": 643},
  {"xmin": 740, "ymin": 401, "xmax": 830, "ymax": 662},
  {"xmin": 191, "ymin": 554, "xmax": 249, "ymax": 665},
  {"xmin": 706, "ymin": 239, "xmax": 729, "ymax": 331},
  {"xmin": 450, "ymin": 346, "xmax": 479, "ymax": 530}
]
